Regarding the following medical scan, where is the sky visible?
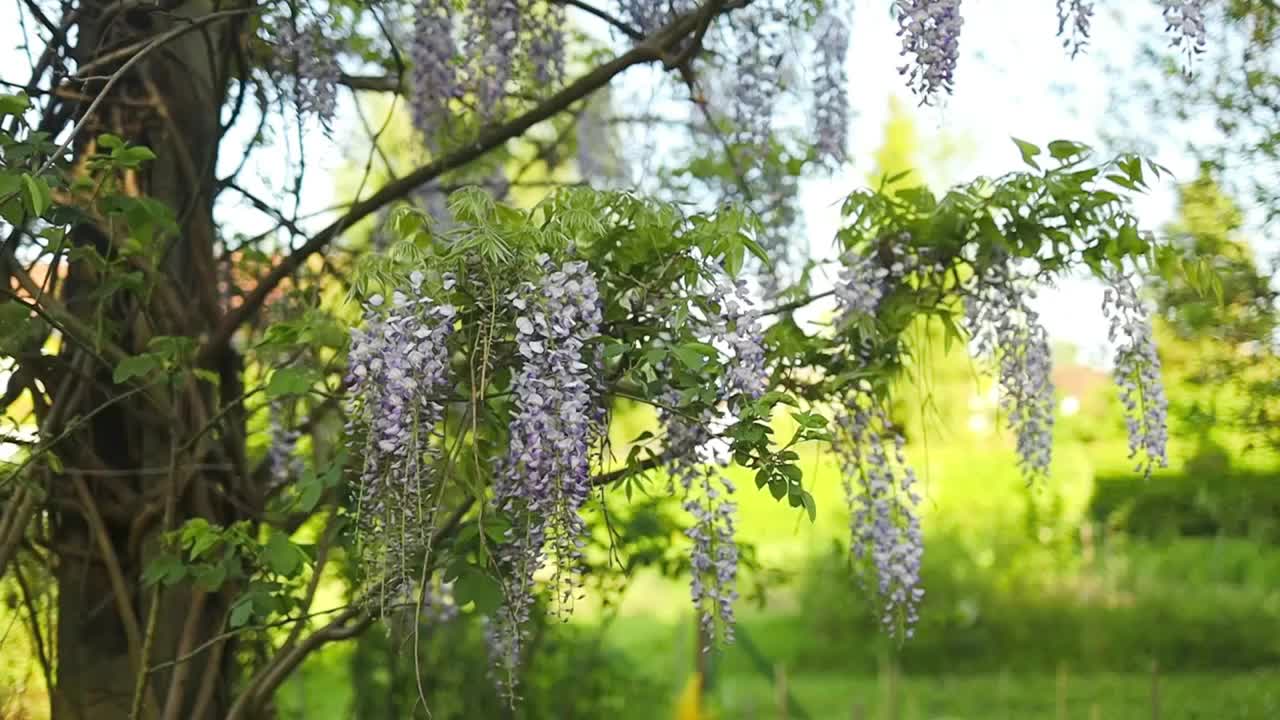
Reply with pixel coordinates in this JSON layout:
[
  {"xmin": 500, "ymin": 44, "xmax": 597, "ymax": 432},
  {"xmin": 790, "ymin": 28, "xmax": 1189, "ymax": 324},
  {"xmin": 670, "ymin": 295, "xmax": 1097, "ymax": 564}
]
[{"xmin": 0, "ymin": 1, "xmax": 1207, "ymax": 370}]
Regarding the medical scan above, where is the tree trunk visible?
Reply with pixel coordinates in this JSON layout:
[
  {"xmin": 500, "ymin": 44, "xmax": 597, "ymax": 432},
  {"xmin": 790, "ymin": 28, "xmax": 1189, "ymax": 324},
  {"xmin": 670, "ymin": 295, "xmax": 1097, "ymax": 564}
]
[{"xmin": 50, "ymin": 3, "xmax": 248, "ymax": 719}]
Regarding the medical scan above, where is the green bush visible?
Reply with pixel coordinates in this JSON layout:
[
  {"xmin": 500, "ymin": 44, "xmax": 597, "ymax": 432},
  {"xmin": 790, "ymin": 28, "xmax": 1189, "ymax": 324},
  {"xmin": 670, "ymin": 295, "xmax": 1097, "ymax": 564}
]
[{"xmin": 1089, "ymin": 470, "xmax": 1280, "ymax": 543}]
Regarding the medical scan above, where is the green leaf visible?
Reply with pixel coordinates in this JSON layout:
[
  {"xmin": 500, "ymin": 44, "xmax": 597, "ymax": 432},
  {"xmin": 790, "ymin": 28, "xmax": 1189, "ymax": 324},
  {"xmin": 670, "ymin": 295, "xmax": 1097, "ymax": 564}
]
[
  {"xmin": 189, "ymin": 529, "xmax": 220, "ymax": 560},
  {"xmin": 21, "ymin": 174, "xmax": 50, "ymax": 217},
  {"xmin": 229, "ymin": 596, "xmax": 254, "ymax": 628},
  {"xmin": 671, "ymin": 345, "xmax": 709, "ymax": 371},
  {"xmin": 112, "ymin": 145, "xmax": 157, "ymax": 167},
  {"xmin": 263, "ymin": 532, "xmax": 303, "ymax": 578},
  {"xmin": 113, "ymin": 353, "xmax": 161, "ymax": 385},
  {"xmin": 1048, "ymin": 139, "xmax": 1089, "ymax": 161},
  {"xmin": 193, "ymin": 368, "xmax": 221, "ymax": 386},
  {"xmin": 142, "ymin": 554, "xmax": 186, "ymax": 587},
  {"xmin": 768, "ymin": 478, "xmax": 787, "ymax": 501},
  {"xmin": 1012, "ymin": 138, "xmax": 1041, "ymax": 169},
  {"xmin": 193, "ymin": 562, "xmax": 227, "ymax": 591},
  {"xmin": 266, "ymin": 367, "xmax": 319, "ymax": 398},
  {"xmin": 96, "ymin": 134, "xmax": 124, "ymax": 151},
  {"xmin": 295, "ymin": 470, "xmax": 324, "ymax": 513},
  {"xmin": 452, "ymin": 568, "xmax": 503, "ymax": 614},
  {"xmin": 0, "ymin": 92, "xmax": 30, "ymax": 117},
  {"xmin": 800, "ymin": 491, "xmax": 817, "ymax": 522}
]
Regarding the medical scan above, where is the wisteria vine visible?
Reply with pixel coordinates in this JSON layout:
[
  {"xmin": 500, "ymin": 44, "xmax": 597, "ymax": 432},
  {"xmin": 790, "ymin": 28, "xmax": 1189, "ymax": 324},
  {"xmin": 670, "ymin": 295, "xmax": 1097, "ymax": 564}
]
[
  {"xmin": 346, "ymin": 271, "xmax": 457, "ymax": 614},
  {"xmin": 1102, "ymin": 274, "xmax": 1170, "ymax": 479},
  {"xmin": 488, "ymin": 257, "xmax": 605, "ymax": 697},
  {"xmin": 965, "ymin": 261, "xmax": 1057, "ymax": 482}
]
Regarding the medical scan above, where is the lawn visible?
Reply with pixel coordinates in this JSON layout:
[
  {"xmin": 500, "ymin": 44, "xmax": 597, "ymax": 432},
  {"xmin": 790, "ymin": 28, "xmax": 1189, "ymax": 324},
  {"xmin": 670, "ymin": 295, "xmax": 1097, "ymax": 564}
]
[{"xmin": 707, "ymin": 670, "xmax": 1280, "ymax": 720}]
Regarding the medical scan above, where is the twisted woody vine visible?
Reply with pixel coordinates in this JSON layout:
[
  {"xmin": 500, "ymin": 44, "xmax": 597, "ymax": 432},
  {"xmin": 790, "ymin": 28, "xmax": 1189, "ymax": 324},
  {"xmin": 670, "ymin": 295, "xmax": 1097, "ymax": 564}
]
[{"xmin": 0, "ymin": 0, "xmax": 1211, "ymax": 716}]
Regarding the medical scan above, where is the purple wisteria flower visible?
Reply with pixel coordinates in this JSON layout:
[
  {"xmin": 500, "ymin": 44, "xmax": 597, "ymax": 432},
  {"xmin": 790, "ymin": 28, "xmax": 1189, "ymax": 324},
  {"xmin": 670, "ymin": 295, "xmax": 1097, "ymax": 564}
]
[
  {"xmin": 528, "ymin": 4, "xmax": 566, "ymax": 87},
  {"xmin": 346, "ymin": 271, "xmax": 456, "ymax": 613},
  {"xmin": 618, "ymin": 0, "xmax": 694, "ymax": 37},
  {"xmin": 812, "ymin": 8, "xmax": 851, "ymax": 165},
  {"xmin": 1160, "ymin": 0, "xmax": 1208, "ymax": 69},
  {"xmin": 489, "ymin": 257, "xmax": 604, "ymax": 698},
  {"xmin": 279, "ymin": 22, "xmax": 341, "ymax": 127},
  {"xmin": 893, "ymin": 0, "xmax": 963, "ymax": 103},
  {"xmin": 410, "ymin": 0, "xmax": 461, "ymax": 137},
  {"xmin": 1102, "ymin": 274, "xmax": 1170, "ymax": 479},
  {"xmin": 731, "ymin": 4, "xmax": 785, "ymax": 162},
  {"xmin": 658, "ymin": 272, "xmax": 768, "ymax": 650},
  {"xmin": 834, "ymin": 235, "xmax": 917, "ymax": 327},
  {"xmin": 834, "ymin": 393, "xmax": 924, "ymax": 637},
  {"xmin": 965, "ymin": 262, "xmax": 1056, "ymax": 482},
  {"xmin": 267, "ymin": 402, "xmax": 303, "ymax": 491},
  {"xmin": 470, "ymin": 0, "xmax": 520, "ymax": 118},
  {"xmin": 715, "ymin": 277, "xmax": 769, "ymax": 406},
  {"xmin": 1056, "ymin": 0, "xmax": 1094, "ymax": 58}
]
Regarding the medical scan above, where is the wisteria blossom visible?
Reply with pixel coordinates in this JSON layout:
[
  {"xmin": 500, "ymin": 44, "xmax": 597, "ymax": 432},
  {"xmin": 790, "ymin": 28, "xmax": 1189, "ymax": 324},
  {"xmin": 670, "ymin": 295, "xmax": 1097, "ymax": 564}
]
[
  {"xmin": 489, "ymin": 257, "xmax": 604, "ymax": 696},
  {"xmin": 346, "ymin": 272, "xmax": 456, "ymax": 612},
  {"xmin": 731, "ymin": 3, "xmax": 785, "ymax": 161},
  {"xmin": 658, "ymin": 274, "xmax": 767, "ymax": 649},
  {"xmin": 1102, "ymin": 274, "xmax": 1170, "ymax": 479},
  {"xmin": 812, "ymin": 7, "xmax": 851, "ymax": 165},
  {"xmin": 472, "ymin": 0, "xmax": 521, "ymax": 117},
  {"xmin": 894, "ymin": 0, "xmax": 964, "ymax": 103},
  {"xmin": 1160, "ymin": 0, "xmax": 1208, "ymax": 68},
  {"xmin": 279, "ymin": 22, "xmax": 340, "ymax": 126},
  {"xmin": 834, "ymin": 393, "xmax": 924, "ymax": 636},
  {"xmin": 716, "ymin": 277, "xmax": 769, "ymax": 405},
  {"xmin": 267, "ymin": 402, "xmax": 303, "ymax": 491},
  {"xmin": 965, "ymin": 262, "xmax": 1056, "ymax": 482},
  {"xmin": 834, "ymin": 235, "xmax": 917, "ymax": 327},
  {"xmin": 410, "ymin": 0, "xmax": 461, "ymax": 137},
  {"xmin": 528, "ymin": 3, "xmax": 566, "ymax": 86},
  {"xmin": 618, "ymin": 0, "xmax": 694, "ymax": 36},
  {"xmin": 1056, "ymin": 0, "xmax": 1094, "ymax": 57}
]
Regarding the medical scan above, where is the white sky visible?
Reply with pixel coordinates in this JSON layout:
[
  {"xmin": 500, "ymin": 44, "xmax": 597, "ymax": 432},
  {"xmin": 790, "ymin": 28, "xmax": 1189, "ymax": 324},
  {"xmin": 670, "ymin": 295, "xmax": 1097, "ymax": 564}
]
[{"xmin": 0, "ymin": 1, "xmax": 1206, "ymax": 369}]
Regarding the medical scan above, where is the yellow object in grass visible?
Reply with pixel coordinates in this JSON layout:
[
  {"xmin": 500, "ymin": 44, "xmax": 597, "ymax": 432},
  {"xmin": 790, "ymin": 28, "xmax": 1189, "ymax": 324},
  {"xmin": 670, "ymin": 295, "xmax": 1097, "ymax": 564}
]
[{"xmin": 674, "ymin": 672, "xmax": 705, "ymax": 720}]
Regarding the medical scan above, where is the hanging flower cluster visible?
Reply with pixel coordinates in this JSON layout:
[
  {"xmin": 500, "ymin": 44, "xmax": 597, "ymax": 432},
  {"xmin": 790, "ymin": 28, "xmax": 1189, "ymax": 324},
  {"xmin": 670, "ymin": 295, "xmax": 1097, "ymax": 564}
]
[
  {"xmin": 965, "ymin": 262, "xmax": 1056, "ymax": 482},
  {"xmin": 834, "ymin": 234, "xmax": 918, "ymax": 327},
  {"xmin": 489, "ymin": 257, "xmax": 605, "ymax": 695},
  {"xmin": 1102, "ymin": 275, "xmax": 1170, "ymax": 479},
  {"xmin": 812, "ymin": 7, "xmax": 851, "ymax": 165},
  {"xmin": 409, "ymin": 0, "xmax": 565, "ymax": 132},
  {"xmin": 529, "ymin": 4, "xmax": 566, "ymax": 86},
  {"xmin": 410, "ymin": 0, "xmax": 461, "ymax": 135},
  {"xmin": 730, "ymin": 3, "xmax": 786, "ymax": 162},
  {"xmin": 346, "ymin": 271, "xmax": 457, "ymax": 612},
  {"xmin": 1056, "ymin": 0, "xmax": 1094, "ymax": 57},
  {"xmin": 658, "ymin": 275, "xmax": 766, "ymax": 649},
  {"xmin": 893, "ymin": 0, "xmax": 964, "ymax": 103},
  {"xmin": 267, "ymin": 402, "xmax": 304, "ymax": 490},
  {"xmin": 277, "ymin": 21, "xmax": 340, "ymax": 126},
  {"xmin": 1160, "ymin": 0, "xmax": 1208, "ymax": 67},
  {"xmin": 834, "ymin": 392, "xmax": 924, "ymax": 636}
]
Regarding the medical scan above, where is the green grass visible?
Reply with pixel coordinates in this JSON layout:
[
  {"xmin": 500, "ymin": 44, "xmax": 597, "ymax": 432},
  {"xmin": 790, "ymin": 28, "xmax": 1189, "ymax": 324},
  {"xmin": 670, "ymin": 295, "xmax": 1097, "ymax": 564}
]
[{"xmin": 708, "ymin": 670, "xmax": 1280, "ymax": 720}]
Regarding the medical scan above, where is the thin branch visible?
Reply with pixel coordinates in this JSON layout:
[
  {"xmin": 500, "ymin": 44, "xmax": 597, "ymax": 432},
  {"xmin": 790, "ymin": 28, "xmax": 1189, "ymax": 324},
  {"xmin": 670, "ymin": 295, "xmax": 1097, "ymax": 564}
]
[
  {"xmin": 223, "ymin": 606, "xmax": 372, "ymax": 720},
  {"xmin": 199, "ymin": 0, "xmax": 748, "ymax": 366},
  {"xmin": 555, "ymin": 0, "xmax": 645, "ymax": 41},
  {"xmin": 37, "ymin": 8, "xmax": 258, "ymax": 176}
]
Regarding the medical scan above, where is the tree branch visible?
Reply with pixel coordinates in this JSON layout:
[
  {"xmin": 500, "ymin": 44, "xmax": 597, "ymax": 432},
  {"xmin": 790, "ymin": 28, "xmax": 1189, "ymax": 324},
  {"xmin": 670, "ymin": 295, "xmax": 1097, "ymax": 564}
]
[{"xmin": 198, "ymin": 0, "xmax": 746, "ymax": 366}]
